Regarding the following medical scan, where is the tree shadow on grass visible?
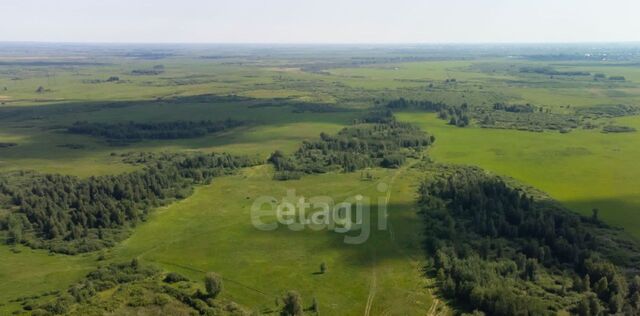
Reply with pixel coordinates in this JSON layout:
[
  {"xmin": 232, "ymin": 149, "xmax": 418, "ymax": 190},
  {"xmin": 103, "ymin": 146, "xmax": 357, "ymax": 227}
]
[{"xmin": 244, "ymin": 201, "xmax": 424, "ymax": 269}]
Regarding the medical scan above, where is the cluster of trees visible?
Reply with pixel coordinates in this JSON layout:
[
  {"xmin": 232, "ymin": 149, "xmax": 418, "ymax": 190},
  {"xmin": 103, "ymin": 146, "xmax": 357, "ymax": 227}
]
[
  {"xmin": 384, "ymin": 98, "xmax": 471, "ymax": 127},
  {"xmin": 0, "ymin": 152, "xmax": 259, "ymax": 254},
  {"xmin": 385, "ymin": 98, "xmax": 448, "ymax": 112},
  {"xmin": 577, "ymin": 104, "xmax": 639, "ymax": 117},
  {"xmin": 439, "ymin": 103, "xmax": 470, "ymax": 127},
  {"xmin": 268, "ymin": 114, "xmax": 433, "ymax": 180},
  {"xmin": 594, "ymin": 73, "xmax": 607, "ymax": 80},
  {"xmin": 519, "ymin": 66, "xmax": 591, "ymax": 76},
  {"xmin": 22, "ymin": 259, "xmax": 239, "ymax": 316},
  {"xmin": 23, "ymin": 257, "xmax": 316, "ymax": 315},
  {"xmin": 476, "ymin": 104, "xmax": 582, "ymax": 132},
  {"xmin": 19, "ymin": 259, "xmax": 159, "ymax": 315},
  {"xmin": 354, "ymin": 109, "xmax": 396, "ymax": 124},
  {"xmin": 131, "ymin": 69, "xmax": 163, "ymax": 76},
  {"xmin": 82, "ymin": 76, "xmax": 122, "ymax": 84},
  {"xmin": 278, "ymin": 290, "xmax": 319, "ymax": 315},
  {"xmin": 418, "ymin": 166, "xmax": 640, "ymax": 315},
  {"xmin": 35, "ymin": 86, "xmax": 51, "ymax": 93},
  {"xmin": 68, "ymin": 119, "xmax": 243, "ymax": 141},
  {"xmin": 602, "ymin": 125, "xmax": 637, "ymax": 133},
  {"xmin": 492, "ymin": 102, "xmax": 537, "ymax": 113},
  {"xmin": 291, "ymin": 103, "xmax": 351, "ymax": 113}
]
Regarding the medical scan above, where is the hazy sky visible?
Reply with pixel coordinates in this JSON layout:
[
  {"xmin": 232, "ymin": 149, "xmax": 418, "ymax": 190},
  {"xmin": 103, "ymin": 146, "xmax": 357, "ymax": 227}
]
[{"xmin": 1, "ymin": 0, "xmax": 638, "ymax": 43}]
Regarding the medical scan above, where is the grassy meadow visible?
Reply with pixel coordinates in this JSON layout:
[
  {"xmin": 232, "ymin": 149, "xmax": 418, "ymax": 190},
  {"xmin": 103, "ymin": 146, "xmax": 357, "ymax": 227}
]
[{"xmin": 0, "ymin": 165, "xmax": 437, "ymax": 315}]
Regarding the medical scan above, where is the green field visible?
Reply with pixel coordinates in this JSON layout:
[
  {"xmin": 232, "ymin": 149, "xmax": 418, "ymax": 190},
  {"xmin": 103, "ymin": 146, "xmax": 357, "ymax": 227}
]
[
  {"xmin": 0, "ymin": 164, "xmax": 438, "ymax": 315},
  {"xmin": 398, "ymin": 112, "xmax": 640, "ymax": 237}
]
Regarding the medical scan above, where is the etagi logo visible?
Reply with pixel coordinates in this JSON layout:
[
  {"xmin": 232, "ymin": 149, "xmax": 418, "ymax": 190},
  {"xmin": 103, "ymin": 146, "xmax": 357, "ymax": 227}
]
[{"xmin": 250, "ymin": 183, "xmax": 390, "ymax": 244}]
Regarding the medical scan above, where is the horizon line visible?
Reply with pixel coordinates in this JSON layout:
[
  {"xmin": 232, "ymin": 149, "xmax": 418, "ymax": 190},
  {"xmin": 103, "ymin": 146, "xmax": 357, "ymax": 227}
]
[{"xmin": 1, "ymin": 40, "xmax": 640, "ymax": 46}]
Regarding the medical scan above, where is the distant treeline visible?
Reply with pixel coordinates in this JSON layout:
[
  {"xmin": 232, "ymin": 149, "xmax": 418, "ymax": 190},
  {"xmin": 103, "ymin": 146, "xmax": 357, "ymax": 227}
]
[
  {"xmin": 520, "ymin": 66, "xmax": 591, "ymax": 76},
  {"xmin": 268, "ymin": 110, "xmax": 434, "ymax": 180},
  {"xmin": 248, "ymin": 101, "xmax": 353, "ymax": 113},
  {"xmin": 0, "ymin": 142, "xmax": 17, "ymax": 148},
  {"xmin": 385, "ymin": 98, "xmax": 448, "ymax": 112},
  {"xmin": 68, "ymin": 119, "xmax": 243, "ymax": 141},
  {"xmin": 0, "ymin": 152, "xmax": 259, "ymax": 254},
  {"xmin": 576, "ymin": 104, "xmax": 639, "ymax": 117},
  {"xmin": 602, "ymin": 125, "xmax": 637, "ymax": 133},
  {"xmin": 131, "ymin": 65, "xmax": 165, "ymax": 75},
  {"xmin": 385, "ymin": 97, "xmax": 640, "ymax": 134},
  {"xmin": 291, "ymin": 103, "xmax": 352, "ymax": 113},
  {"xmin": 419, "ymin": 165, "xmax": 640, "ymax": 315}
]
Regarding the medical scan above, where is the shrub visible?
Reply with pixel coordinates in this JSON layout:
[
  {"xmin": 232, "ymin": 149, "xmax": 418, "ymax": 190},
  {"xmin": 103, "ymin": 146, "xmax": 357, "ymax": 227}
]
[
  {"xmin": 164, "ymin": 272, "xmax": 189, "ymax": 283},
  {"xmin": 204, "ymin": 272, "xmax": 223, "ymax": 299}
]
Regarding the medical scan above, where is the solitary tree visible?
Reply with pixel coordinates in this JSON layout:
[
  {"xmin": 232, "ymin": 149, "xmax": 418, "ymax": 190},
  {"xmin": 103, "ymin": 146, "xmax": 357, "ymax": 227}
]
[
  {"xmin": 594, "ymin": 277, "xmax": 608, "ymax": 298},
  {"xmin": 588, "ymin": 294, "xmax": 604, "ymax": 315},
  {"xmin": 204, "ymin": 272, "xmax": 223, "ymax": 299},
  {"xmin": 632, "ymin": 291, "xmax": 640, "ymax": 309},
  {"xmin": 7, "ymin": 215, "xmax": 23, "ymax": 245},
  {"xmin": 576, "ymin": 299, "xmax": 590, "ymax": 316},
  {"xmin": 609, "ymin": 293, "xmax": 624, "ymax": 313},
  {"xmin": 130, "ymin": 258, "xmax": 140, "ymax": 269},
  {"xmin": 281, "ymin": 291, "xmax": 303, "ymax": 316},
  {"xmin": 583, "ymin": 274, "xmax": 591, "ymax": 292},
  {"xmin": 320, "ymin": 262, "xmax": 327, "ymax": 274},
  {"xmin": 524, "ymin": 259, "xmax": 538, "ymax": 281}
]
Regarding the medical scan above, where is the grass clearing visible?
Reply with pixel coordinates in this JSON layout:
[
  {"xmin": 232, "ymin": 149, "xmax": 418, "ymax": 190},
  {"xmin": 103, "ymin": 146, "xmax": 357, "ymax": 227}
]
[{"xmin": 398, "ymin": 112, "xmax": 640, "ymax": 238}]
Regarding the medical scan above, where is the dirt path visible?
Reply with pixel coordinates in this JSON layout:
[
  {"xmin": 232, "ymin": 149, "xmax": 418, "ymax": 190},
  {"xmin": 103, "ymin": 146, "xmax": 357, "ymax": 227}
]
[
  {"xmin": 426, "ymin": 287, "xmax": 441, "ymax": 316},
  {"xmin": 363, "ymin": 248, "xmax": 377, "ymax": 316},
  {"xmin": 379, "ymin": 160, "xmax": 444, "ymax": 316}
]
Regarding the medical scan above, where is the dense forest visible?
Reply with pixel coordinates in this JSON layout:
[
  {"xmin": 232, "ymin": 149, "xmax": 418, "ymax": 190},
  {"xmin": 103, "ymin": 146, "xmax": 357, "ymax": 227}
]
[
  {"xmin": 268, "ymin": 110, "xmax": 434, "ymax": 180},
  {"xmin": 418, "ymin": 165, "xmax": 640, "ymax": 315},
  {"xmin": 0, "ymin": 152, "xmax": 259, "ymax": 254},
  {"xmin": 68, "ymin": 119, "xmax": 243, "ymax": 141}
]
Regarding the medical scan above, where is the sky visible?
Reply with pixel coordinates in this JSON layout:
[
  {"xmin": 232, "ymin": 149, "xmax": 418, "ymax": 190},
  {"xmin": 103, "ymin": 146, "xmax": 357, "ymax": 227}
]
[{"xmin": 1, "ymin": 0, "xmax": 638, "ymax": 44}]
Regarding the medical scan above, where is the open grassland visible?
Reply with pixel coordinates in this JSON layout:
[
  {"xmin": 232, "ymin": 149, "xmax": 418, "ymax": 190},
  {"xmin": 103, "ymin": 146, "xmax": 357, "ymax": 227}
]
[
  {"xmin": 0, "ymin": 245, "xmax": 97, "ymax": 314},
  {"xmin": 0, "ymin": 165, "xmax": 436, "ymax": 315},
  {"xmin": 0, "ymin": 60, "xmax": 275, "ymax": 105},
  {"xmin": 398, "ymin": 112, "xmax": 640, "ymax": 238},
  {"xmin": 325, "ymin": 59, "xmax": 640, "ymax": 109}
]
